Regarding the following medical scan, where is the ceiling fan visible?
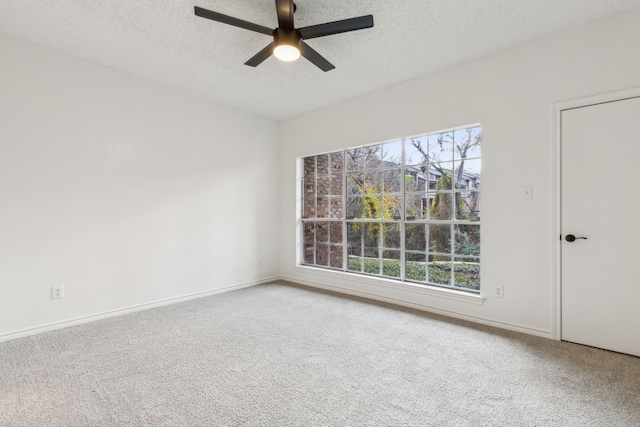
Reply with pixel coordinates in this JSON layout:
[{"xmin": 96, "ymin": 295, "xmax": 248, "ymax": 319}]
[{"xmin": 194, "ymin": 0, "xmax": 374, "ymax": 72}]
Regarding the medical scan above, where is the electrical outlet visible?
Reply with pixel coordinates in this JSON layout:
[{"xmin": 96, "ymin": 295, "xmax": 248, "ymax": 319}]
[
  {"xmin": 259, "ymin": 259, "xmax": 263, "ymax": 267},
  {"xmin": 521, "ymin": 186, "xmax": 533, "ymax": 200},
  {"xmin": 494, "ymin": 285, "xmax": 504, "ymax": 298},
  {"xmin": 51, "ymin": 285, "xmax": 64, "ymax": 299}
]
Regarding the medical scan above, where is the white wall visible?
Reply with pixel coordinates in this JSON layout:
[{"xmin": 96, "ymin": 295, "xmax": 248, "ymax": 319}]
[
  {"xmin": 0, "ymin": 34, "xmax": 280, "ymax": 339},
  {"xmin": 3, "ymin": 8, "xmax": 640, "ymax": 342},
  {"xmin": 279, "ymin": 9, "xmax": 640, "ymax": 338}
]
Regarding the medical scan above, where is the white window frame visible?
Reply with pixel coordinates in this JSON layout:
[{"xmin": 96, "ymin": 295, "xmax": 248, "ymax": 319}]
[{"xmin": 297, "ymin": 124, "xmax": 481, "ymax": 294}]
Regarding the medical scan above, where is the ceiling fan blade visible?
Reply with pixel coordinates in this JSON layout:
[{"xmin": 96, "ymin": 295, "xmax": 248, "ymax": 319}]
[
  {"xmin": 299, "ymin": 41, "xmax": 335, "ymax": 72},
  {"xmin": 275, "ymin": 0, "xmax": 295, "ymax": 29},
  {"xmin": 245, "ymin": 43, "xmax": 275, "ymax": 67},
  {"xmin": 194, "ymin": 6, "xmax": 273, "ymax": 36},
  {"xmin": 299, "ymin": 15, "xmax": 374, "ymax": 40}
]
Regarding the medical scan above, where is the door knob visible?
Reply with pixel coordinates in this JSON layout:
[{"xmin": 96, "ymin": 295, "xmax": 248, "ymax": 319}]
[{"xmin": 565, "ymin": 234, "xmax": 587, "ymax": 242}]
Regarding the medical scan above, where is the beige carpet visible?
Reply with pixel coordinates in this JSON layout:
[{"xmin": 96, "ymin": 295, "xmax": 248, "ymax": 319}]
[{"xmin": 1, "ymin": 281, "xmax": 639, "ymax": 426}]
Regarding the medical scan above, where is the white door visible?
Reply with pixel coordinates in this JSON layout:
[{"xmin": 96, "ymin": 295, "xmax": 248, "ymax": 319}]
[{"xmin": 561, "ymin": 96, "xmax": 640, "ymax": 357}]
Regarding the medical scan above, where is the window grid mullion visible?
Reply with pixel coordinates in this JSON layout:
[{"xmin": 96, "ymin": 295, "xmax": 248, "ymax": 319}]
[
  {"xmin": 400, "ymin": 137, "xmax": 406, "ymax": 281},
  {"xmin": 314, "ymin": 157, "xmax": 318, "ymax": 265},
  {"xmin": 342, "ymin": 153, "xmax": 348, "ymax": 272}
]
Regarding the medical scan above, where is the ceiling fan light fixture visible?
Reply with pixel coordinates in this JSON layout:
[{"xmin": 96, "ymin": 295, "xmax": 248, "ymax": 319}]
[
  {"xmin": 274, "ymin": 44, "xmax": 300, "ymax": 61},
  {"xmin": 273, "ymin": 27, "xmax": 301, "ymax": 62}
]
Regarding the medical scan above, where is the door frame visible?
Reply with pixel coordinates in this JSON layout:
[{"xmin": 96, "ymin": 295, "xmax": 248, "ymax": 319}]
[{"xmin": 551, "ymin": 86, "xmax": 640, "ymax": 340}]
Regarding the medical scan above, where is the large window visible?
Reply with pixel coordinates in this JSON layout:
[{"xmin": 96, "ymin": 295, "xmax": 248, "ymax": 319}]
[{"xmin": 300, "ymin": 125, "xmax": 481, "ymax": 292}]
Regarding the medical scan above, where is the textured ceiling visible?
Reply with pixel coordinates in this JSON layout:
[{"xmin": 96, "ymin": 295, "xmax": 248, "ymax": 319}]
[{"xmin": 1, "ymin": 0, "xmax": 640, "ymax": 119}]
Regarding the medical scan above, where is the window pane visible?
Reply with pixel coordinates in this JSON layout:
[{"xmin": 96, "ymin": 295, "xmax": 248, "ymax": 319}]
[
  {"xmin": 331, "ymin": 175, "xmax": 343, "ymax": 196},
  {"xmin": 428, "ymin": 224, "xmax": 451, "ymax": 253},
  {"xmin": 364, "ymin": 196, "xmax": 382, "ymax": 219},
  {"xmin": 404, "ymin": 168, "xmax": 425, "ymax": 192},
  {"xmin": 363, "ymin": 144, "xmax": 383, "ymax": 167},
  {"xmin": 348, "ymin": 244, "xmax": 362, "ymax": 257},
  {"xmin": 429, "ymin": 132, "xmax": 453, "ymax": 162},
  {"xmin": 347, "ymin": 172, "xmax": 364, "ymax": 195},
  {"xmin": 453, "ymin": 127, "xmax": 481, "ymax": 160},
  {"xmin": 405, "ymin": 136, "xmax": 428, "ymax": 166},
  {"xmin": 316, "ymin": 154, "xmax": 329, "ymax": 175},
  {"xmin": 329, "ymin": 197, "xmax": 343, "ymax": 219},
  {"xmin": 405, "ymin": 193, "xmax": 427, "ymax": 220},
  {"xmin": 432, "ymin": 167, "xmax": 453, "ymax": 190},
  {"xmin": 406, "ymin": 223, "xmax": 426, "ymax": 251},
  {"xmin": 303, "ymin": 178, "xmax": 316, "ymax": 198},
  {"xmin": 382, "ymin": 223, "xmax": 400, "ymax": 249},
  {"xmin": 428, "ymin": 255, "xmax": 451, "ymax": 286},
  {"xmin": 365, "ymin": 169, "xmax": 382, "ymax": 190},
  {"xmin": 315, "ymin": 222, "xmax": 328, "ymax": 243},
  {"xmin": 363, "ymin": 224, "xmax": 378, "ymax": 248},
  {"xmin": 456, "ymin": 191, "xmax": 480, "ymax": 221},
  {"xmin": 316, "ymin": 197, "xmax": 329, "ymax": 218},
  {"xmin": 383, "ymin": 169, "xmax": 402, "ymax": 193},
  {"xmin": 302, "ymin": 197, "xmax": 316, "ymax": 219},
  {"xmin": 383, "ymin": 194, "xmax": 402, "ymax": 220},
  {"xmin": 330, "ymin": 152, "xmax": 344, "ymax": 174},
  {"xmin": 363, "ymin": 249, "xmax": 380, "ymax": 275},
  {"xmin": 330, "ymin": 222, "xmax": 343, "ymax": 244},
  {"xmin": 364, "ymin": 247, "xmax": 379, "ymax": 258},
  {"xmin": 316, "ymin": 243, "xmax": 329, "ymax": 266},
  {"xmin": 453, "ymin": 257, "xmax": 480, "ymax": 290},
  {"xmin": 454, "ymin": 158, "xmax": 481, "ymax": 179},
  {"xmin": 406, "ymin": 252, "xmax": 427, "ymax": 282},
  {"xmin": 347, "ymin": 223, "xmax": 362, "ymax": 246},
  {"xmin": 303, "ymin": 243, "xmax": 315, "ymax": 264},
  {"xmin": 455, "ymin": 225, "xmax": 480, "ymax": 257},
  {"xmin": 382, "ymin": 250, "xmax": 401, "ymax": 277},
  {"xmin": 303, "ymin": 221, "xmax": 315, "ymax": 243},
  {"xmin": 430, "ymin": 193, "xmax": 453, "ymax": 220},
  {"xmin": 427, "ymin": 170, "xmax": 438, "ymax": 191},
  {"xmin": 317, "ymin": 176, "xmax": 330, "ymax": 197},
  {"xmin": 347, "ymin": 148, "xmax": 364, "ymax": 171},
  {"xmin": 347, "ymin": 196, "xmax": 363, "ymax": 219},
  {"xmin": 347, "ymin": 248, "xmax": 362, "ymax": 272},
  {"xmin": 330, "ymin": 245, "xmax": 343, "ymax": 269},
  {"xmin": 303, "ymin": 157, "xmax": 315, "ymax": 177},
  {"xmin": 302, "ymin": 223, "xmax": 316, "ymax": 265},
  {"xmin": 382, "ymin": 140, "xmax": 403, "ymax": 167}
]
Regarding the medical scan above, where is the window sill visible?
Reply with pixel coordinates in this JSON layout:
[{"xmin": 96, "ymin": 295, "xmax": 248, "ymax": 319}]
[{"xmin": 293, "ymin": 265, "xmax": 485, "ymax": 306}]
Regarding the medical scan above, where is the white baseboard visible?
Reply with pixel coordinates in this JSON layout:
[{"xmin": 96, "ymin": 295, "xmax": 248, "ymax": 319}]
[
  {"xmin": 282, "ymin": 275, "xmax": 553, "ymax": 339},
  {"xmin": 0, "ymin": 274, "xmax": 552, "ymax": 343},
  {"xmin": 0, "ymin": 276, "xmax": 278, "ymax": 343}
]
